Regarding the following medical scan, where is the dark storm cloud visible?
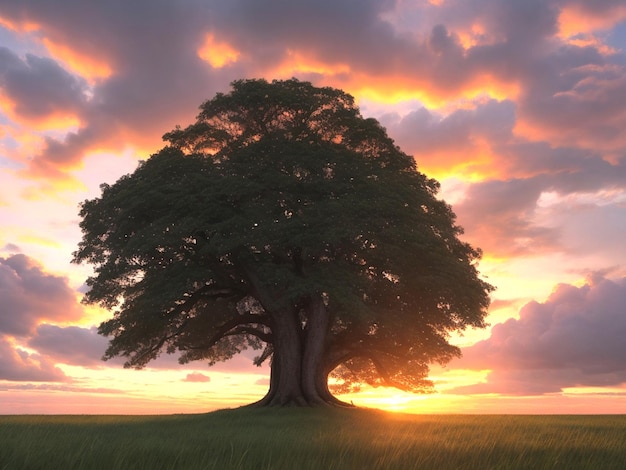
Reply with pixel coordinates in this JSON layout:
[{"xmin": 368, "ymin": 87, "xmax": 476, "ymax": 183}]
[
  {"xmin": 451, "ymin": 276, "xmax": 626, "ymax": 395},
  {"xmin": 0, "ymin": 47, "xmax": 88, "ymax": 121},
  {"xmin": 0, "ymin": 254, "xmax": 83, "ymax": 336},
  {"xmin": 0, "ymin": 337, "xmax": 67, "ymax": 382}
]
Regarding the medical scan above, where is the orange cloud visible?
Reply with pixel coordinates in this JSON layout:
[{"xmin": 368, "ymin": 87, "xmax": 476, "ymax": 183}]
[
  {"xmin": 558, "ymin": 5, "xmax": 626, "ymax": 38},
  {"xmin": 331, "ymin": 73, "xmax": 519, "ymax": 110},
  {"xmin": 456, "ymin": 22, "xmax": 503, "ymax": 50},
  {"xmin": 19, "ymin": 167, "xmax": 86, "ymax": 197},
  {"xmin": 42, "ymin": 38, "xmax": 112, "ymax": 83},
  {"xmin": 197, "ymin": 33, "xmax": 240, "ymax": 68},
  {"xmin": 0, "ymin": 93, "xmax": 81, "ymax": 131},
  {"xmin": 0, "ymin": 125, "xmax": 45, "ymax": 167},
  {"xmin": 514, "ymin": 102, "xmax": 626, "ymax": 153},
  {"xmin": 0, "ymin": 15, "xmax": 39, "ymax": 33},
  {"xmin": 274, "ymin": 49, "xmax": 351, "ymax": 77},
  {"xmin": 416, "ymin": 138, "xmax": 500, "ymax": 183},
  {"xmin": 565, "ymin": 35, "xmax": 618, "ymax": 55}
]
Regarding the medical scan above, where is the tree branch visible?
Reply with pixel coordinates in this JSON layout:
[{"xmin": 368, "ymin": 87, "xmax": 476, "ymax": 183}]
[
  {"xmin": 185, "ymin": 313, "xmax": 272, "ymax": 351},
  {"xmin": 165, "ymin": 285, "xmax": 237, "ymax": 318},
  {"xmin": 223, "ymin": 325, "xmax": 273, "ymax": 343}
]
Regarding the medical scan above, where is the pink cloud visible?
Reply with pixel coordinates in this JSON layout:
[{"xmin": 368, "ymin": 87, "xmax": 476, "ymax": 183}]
[
  {"xmin": 27, "ymin": 324, "xmax": 112, "ymax": 367},
  {"xmin": 0, "ymin": 0, "xmax": 623, "ymax": 190},
  {"xmin": 0, "ymin": 254, "xmax": 83, "ymax": 336},
  {"xmin": 0, "ymin": 337, "xmax": 67, "ymax": 382},
  {"xmin": 453, "ymin": 177, "xmax": 562, "ymax": 257},
  {"xmin": 183, "ymin": 372, "xmax": 211, "ymax": 383},
  {"xmin": 450, "ymin": 276, "xmax": 626, "ymax": 395}
]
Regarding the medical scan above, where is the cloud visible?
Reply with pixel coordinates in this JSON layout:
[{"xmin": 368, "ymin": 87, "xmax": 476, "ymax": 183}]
[
  {"xmin": 516, "ymin": 60, "xmax": 626, "ymax": 152},
  {"xmin": 0, "ymin": 0, "xmax": 623, "ymax": 189},
  {"xmin": 255, "ymin": 377, "xmax": 270, "ymax": 386},
  {"xmin": 0, "ymin": 47, "xmax": 88, "ymax": 122},
  {"xmin": 0, "ymin": 254, "xmax": 83, "ymax": 336},
  {"xmin": 183, "ymin": 372, "xmax": 211, "ymax": 383},
  {"xmin": 380, "ymin": 94, "xmax": 626, "ymax": 258},
  {"xmin": 0, "ymin": 337, "xmax": 67, "ymax": 382},
  {"xmin": 380, "ymin": 99, "xmax": 515, "ymax": 177},
  {"xmin": 451, "ymin": 276, "xmax": 626, "ymax": 395},
  {"xmin": 558, "ymin": 0, "xmax": 626, "ymax": 37},
  {"xmin": 0, "ymin": 382, "xmax": 123, "ymax": 395},
  {"xmin": 448, "ymin": 146, "xmax": 626, "ymax": 257},
  {"xmin": 27, "ymin": 324, "xmax": 110, "ymax": 367},
  {"xmin": 452, "ymin": 177, "xmax": 562, "ymax": 256},
  {"xmin": 0, "ymin": 243, "xmax": 21, "ymax": 253},
  {"xmin": 0, "ymin": 1, "xmax": 222, "ymax": 179}
]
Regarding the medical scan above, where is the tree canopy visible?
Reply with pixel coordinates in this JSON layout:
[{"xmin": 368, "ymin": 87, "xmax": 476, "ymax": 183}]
[{"xmin": 73, "ymin": 78, "xmax": 494, "ymax": 407}]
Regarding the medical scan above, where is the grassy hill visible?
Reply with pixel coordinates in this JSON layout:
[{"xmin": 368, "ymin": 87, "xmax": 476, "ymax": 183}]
[{"xmin": 1, "ymin": 407, "xmax": 625, "ymax": 469}]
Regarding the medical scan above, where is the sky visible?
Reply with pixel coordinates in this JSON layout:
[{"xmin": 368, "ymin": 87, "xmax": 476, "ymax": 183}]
[{"xmin": 1, "ymin": 0, "xmax": 626, "ymax": 415}]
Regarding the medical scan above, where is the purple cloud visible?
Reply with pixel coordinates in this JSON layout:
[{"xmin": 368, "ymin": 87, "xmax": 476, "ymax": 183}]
[
  {"xmin": 0, "ymin": 337, "xmax": 67, "ymax": 382},
  {"xmin": 0, "ymin": 47, "xmax": 88, "ymax": 121},
  {"xmin": 0, "ymin": 0, "xmax": 623, "ymax": 190},
  {"xmin": 0, "ymin": 254, "xmax": 83, "ymax": 336},
  {"xmin": 27, "ymin": 324, "xmax": 111, "ymax": 367},
  {"xmin": 451, "ymin": 276, "xmax": 626, "ymax": 394}
]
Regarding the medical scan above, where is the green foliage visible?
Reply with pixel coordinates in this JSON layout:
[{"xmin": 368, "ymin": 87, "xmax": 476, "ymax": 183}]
[
  {"xmin": 73, "ymin": 78, "xmax": 493, "ymax": 393},
  {"xmin": 2, "ymin": 410, "xmax": 626, "ymax": 469}
]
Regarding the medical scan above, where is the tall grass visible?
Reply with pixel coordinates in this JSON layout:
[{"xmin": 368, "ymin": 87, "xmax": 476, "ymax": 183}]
[{"xmin": 1, "ymin": 408, "xmax": 625, "ymax": 469}]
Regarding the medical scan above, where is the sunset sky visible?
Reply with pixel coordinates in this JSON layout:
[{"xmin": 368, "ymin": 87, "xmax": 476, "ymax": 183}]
[{"xmin": 1, "ymin": 0, "xmax": 626, "ymax": 415}]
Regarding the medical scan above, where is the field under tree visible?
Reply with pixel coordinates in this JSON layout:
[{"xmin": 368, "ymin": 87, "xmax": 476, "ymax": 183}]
[{"xmin": 1, "ymin": 408, "xmax": 625, "ymax": 469}]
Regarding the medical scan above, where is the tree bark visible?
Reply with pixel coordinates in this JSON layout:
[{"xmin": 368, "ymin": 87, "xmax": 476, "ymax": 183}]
[
  {"xmin": 263, "ymin": 307, "xmax": 308, "ymax": 406},
  {"xmin": 242, "ymin": 264, "xmax": 353, "ymax": 407},
  {"xmin": 301, "ymin": 295, "xmax": 330, "ymax": 405},
  {"xmin": 249, "ymin": 297, "xmax": 354, "ymax": 408}
]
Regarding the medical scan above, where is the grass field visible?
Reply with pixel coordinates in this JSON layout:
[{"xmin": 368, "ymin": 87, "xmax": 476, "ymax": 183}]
[{"xmin": 1, "ymin": 408, "xmax": 625, "ymax": 469}]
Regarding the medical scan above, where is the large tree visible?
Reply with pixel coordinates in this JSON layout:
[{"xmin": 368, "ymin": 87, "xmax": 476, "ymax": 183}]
[{"xmin": 73, "ymin": 79, "xmax": 493, "ymax": 407}]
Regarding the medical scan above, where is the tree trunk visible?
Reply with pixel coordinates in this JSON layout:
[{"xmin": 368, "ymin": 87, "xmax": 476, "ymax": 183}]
[
  {"xmin": 250, "ymin": 297, "xmax": 354, "ymax": 408},
  {"xmin": 301, "ymin": 295, "xmax": 330, "ymax": 405},
  {"xmin": 243, "ymin": 265, "xmax": 352, "ymax": 407}
]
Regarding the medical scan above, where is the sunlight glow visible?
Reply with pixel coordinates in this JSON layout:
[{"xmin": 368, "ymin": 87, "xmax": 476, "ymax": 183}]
[
  {"xmin": 275, "ymin": 50, "xmax": 352, "ymax": 77},
  {"xmin": 335, "ymin": 369, "xmax": 494, "ymax": 414},
  {"xmin": 17, "ymin": 233, "xmax": 62, "ymax": 248},
  {"xmin": 0, "ymin": 16, "xmax": 40, "ymax": 33},
  {"xmin": 197, "ymin": 33, "xmax": 241, "ymax": 68},
  {"xmin": 425, "ymin": 149, "xmax": 498, "ymax": 183},
  {"xmin": 0, "ymin": 128, "xmax": 44, "ymax": 166},
  {"xmin": 457, "ymin": 23, "xmax": 488, "ymax": 49},
  {"xmin": 0, "ymin": 93, "xmax": 82, "ymax": 131},
  {"xmin": 42, "ymin": 38, "xmax": 112, "ymax": 83},
  {"xmin": 346, "ymin": 75, "xmax": 520, "ymax": 111}
]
